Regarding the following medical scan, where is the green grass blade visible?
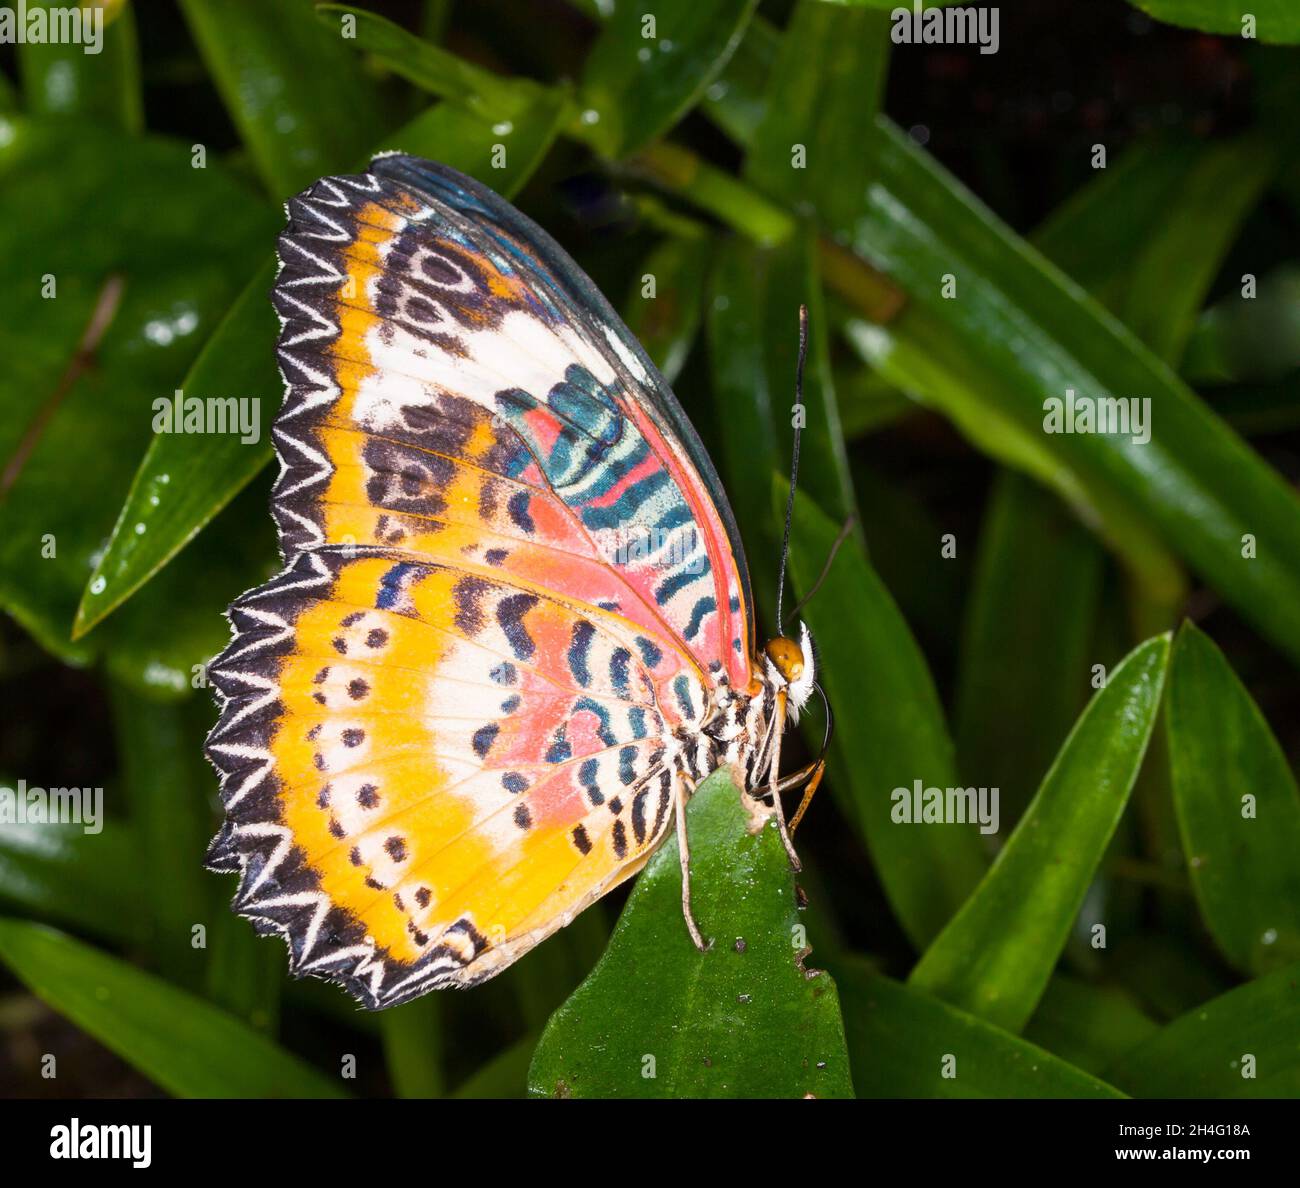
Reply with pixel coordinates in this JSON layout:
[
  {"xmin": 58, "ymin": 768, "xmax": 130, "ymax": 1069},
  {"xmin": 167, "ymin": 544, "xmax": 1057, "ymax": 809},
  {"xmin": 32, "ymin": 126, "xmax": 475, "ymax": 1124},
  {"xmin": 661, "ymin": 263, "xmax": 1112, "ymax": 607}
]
[
  {"xmin": 527, "ymin": 768, "xmax": 852, "ymax": 1098},
  {"xmin": 1106, "ymin": 959, "xmax": 1300, "ymax": 1097},
  {"xmin": 744, "ymin": 0, "xmax": 891, "ymax": 231},
  {"xmin": 0, "ymin": 919, "xmax": 347, "ymax": 1098},
  {"xmin": 954, "ymin": 471, "xmax": 1103, "ymax": 823},
  {"xmin": 179, "ymin": 0, "xmax": 388, "ymax": 197},
  {"xmin": 580, "ymin": 0, "xmax": 759, "ymax": 157},
  {"xmin": 847, "ymin": 118, "xmax": 1300, "ymax": 667},
  {"xmin": 620, "ymin": 235, "xmax": 711, "ymax": 384},
  {"xmin": 1023, "ymin": 974, "xmax": 1159, "ymax": 1077},
  {"xmin": 18, "ymin": 0, "xmax": 142, "ymax": 131},
  {"xmin": 1131, "ymin": 0, "xmax": 1300, "ymax": 43},
  {"xmin": 786, "ymin": 490, "xmax": 987, "ymax": 948},
  {"xmin": 1166, "ymin": 620, "xmax": 1300, "ymax": 973},
  {"xmin": 910, "ymin": 634, "xmax": 1171, "ymax": 1032},
  {"xmin": 381, "ymin": 997, "xmax": 444, "ymax": 1098},
  {"xmin": 835, "ymin": 958, "xmax": 1125, "ymax": 1099}
]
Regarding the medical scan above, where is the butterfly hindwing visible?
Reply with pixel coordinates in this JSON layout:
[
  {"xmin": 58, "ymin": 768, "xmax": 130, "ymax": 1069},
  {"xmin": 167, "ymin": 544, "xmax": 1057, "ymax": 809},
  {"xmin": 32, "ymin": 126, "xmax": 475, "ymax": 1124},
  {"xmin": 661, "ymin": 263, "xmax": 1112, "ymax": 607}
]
[{"xmin": 207, "ymin": 547, "xmax": 701, "ymax": 1005}]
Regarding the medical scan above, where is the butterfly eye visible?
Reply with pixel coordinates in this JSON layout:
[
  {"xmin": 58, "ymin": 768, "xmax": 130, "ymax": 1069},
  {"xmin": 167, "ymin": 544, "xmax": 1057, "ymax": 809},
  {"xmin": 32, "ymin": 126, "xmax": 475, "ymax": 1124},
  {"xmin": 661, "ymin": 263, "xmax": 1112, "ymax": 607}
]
[{"xmin": 764, "ymin": 636, "xmax": 804, "ymax": 683}]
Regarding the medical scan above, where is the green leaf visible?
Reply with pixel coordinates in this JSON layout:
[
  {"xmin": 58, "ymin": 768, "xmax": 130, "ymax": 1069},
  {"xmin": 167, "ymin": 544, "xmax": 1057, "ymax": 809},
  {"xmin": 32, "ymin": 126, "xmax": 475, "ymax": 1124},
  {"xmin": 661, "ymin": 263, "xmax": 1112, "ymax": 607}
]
[
  {"xmin": 527, "ymin": 767, "xmax": 853, "ymax": 1098},
  {"xmin": 845, "ymin": 118, "xmax": 1300, "ymax": 668},
  {"xmin": 0, "ymin": 814, "xmax": 145, "ymax": 946},
  {"xmin": 1183, "ymin": 266, "xmax": 1300, "ymax": 385},
  {"xmin": 454, "ymin": 1034, "xmax": 535, "ymax": 1099},
  {"xmin": 0, "ymin": 919, "xmax": 347, "ymax": 1098},
  {"xmin": 204, "ymin": 910, "xmax": 282, "ymax": 1036},
  {"xmin": 1023, "ymin": 974, "xmax": 1159, "ymax": 1077},
  {"xmin": 1107, "ymin": 959, "xmax": 1300, "ymax": 1097},
  {"xmin": 381, "ymin": 997, "xmax": 445, "ymax": 1098},
  {"xmin": 73, "ymin": 269, "xmax": 278, "ymax": 638},
  {"xmin": 745, "ymin": 0, "xmax": 891, "ymax": 232},
  {"xmin": 955, "ymin": 471, "xmax": 1103, "ymax": 823},
  {"xmin": 910, "ymin": 634, "xmax": 1171, "ymax": 1032},
  {"xmin": 178, "ymin": 0, "xmax": 388, "ymax": 197},
  {"xmin": 18, "ymin": 0, "xmax": 142, "ymax": 132},
  {"xmin": 1166, "ymin": 621, "xmax": 1300, "ymax": 973},
  {"xmin": 785, "ymin": 490, "xmax": 987, "ymax": 948},
  {"xmin": 580, "ymin": 0, "xmax": 759, "ymax": 158},
  {"xmin": 1131, "ymin": 0, "xmax": 1300, "ymax": 44},
  {"xmin": 74, "ymin": 95, "xmax": 570, "ymax": 634},
  {"xmin": 316, "ymin": 4, "xmax": 559, "ymax": 126},
  {"xmin": 835, "ymin": 958, "xmax": 1125, "ymax": 1099},
  {"xmin": 108, "ymin": 681, "xmax": 214, "ymax": 981},
  {"xmin": 621, "ymin": 235, "xmax": 711, "ymax": 384},
  {"xmin": 709, "ymin": 232, "xmax": 856, "ymax": 611},
  {"xmin": 0, "ymin": 118, "xmax": 276, "ymax": 665},
  {"xmin": 1035, "ymin": 135, "xmax": 1274, "ymax": 366}
]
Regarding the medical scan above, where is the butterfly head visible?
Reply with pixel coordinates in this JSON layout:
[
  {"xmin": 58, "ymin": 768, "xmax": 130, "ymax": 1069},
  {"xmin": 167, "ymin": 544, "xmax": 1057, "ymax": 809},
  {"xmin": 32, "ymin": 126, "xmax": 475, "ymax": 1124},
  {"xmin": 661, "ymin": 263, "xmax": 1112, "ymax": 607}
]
[{"xmin": 763, "ymin": 621, "xmax": 816, "ymax": 723}]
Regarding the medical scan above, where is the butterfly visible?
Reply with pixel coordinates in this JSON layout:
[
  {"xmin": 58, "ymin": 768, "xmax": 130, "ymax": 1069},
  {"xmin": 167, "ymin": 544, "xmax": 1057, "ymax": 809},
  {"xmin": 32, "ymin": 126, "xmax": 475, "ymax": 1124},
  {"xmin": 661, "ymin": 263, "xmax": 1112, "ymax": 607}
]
[{"xmin": 204, "ymin": 155, "xmax": 828, "ymax": 1008}]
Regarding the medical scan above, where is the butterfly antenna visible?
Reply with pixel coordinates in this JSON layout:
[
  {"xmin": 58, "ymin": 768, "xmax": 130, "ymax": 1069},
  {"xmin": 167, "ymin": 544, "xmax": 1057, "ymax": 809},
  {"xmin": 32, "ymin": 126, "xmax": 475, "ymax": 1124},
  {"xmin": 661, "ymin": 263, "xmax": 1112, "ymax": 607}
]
[
  {"xmin": 776, "ymin": 304, "xmax": 809, "ymax": 633},
  {"xmin": 785, "ymin": 511, "xmax": 856, "ymax": 624}
]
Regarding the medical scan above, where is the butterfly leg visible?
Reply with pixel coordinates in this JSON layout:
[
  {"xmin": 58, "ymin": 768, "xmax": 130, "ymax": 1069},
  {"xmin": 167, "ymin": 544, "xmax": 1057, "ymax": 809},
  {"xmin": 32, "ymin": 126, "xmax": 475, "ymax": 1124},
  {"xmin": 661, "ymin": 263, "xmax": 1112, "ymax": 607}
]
[
  {"xmin": 766, "ymin": 689, "xmax": 803, "ymax": 873},
  {"xmin": 674, "ymin": 772, "xmax": 709, "ymax": 952},
  {"xmin": 788, "ymin": 758, "xmax": 825, "ymax": 835}
]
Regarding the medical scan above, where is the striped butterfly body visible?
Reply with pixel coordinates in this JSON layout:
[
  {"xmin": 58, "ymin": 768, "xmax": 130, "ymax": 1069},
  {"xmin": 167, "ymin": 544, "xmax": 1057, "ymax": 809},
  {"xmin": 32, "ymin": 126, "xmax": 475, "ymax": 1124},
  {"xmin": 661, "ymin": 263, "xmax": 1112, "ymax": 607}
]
[{"xmin": 205, "ymin": 156, "xmax": 821, "ymax": 1008}]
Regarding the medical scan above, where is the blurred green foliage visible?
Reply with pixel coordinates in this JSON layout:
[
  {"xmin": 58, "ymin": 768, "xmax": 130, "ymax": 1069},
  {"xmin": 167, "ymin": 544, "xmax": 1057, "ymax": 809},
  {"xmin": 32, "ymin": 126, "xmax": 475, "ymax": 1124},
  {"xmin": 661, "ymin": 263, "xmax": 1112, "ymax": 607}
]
[{"xmin": 1, "ymin": 0, "xmax": 1299, "ymax": 1099}]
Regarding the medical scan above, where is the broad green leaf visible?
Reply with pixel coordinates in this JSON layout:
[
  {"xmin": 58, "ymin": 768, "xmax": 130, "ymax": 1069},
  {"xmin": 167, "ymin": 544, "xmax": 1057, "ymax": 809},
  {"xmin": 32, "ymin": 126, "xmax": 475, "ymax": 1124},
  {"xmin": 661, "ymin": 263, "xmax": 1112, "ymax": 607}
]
[
  {"xmin": 179, "ymin": 0, "xmax": 388, "ymax": 197},
  {"xmin": 746, "ymin": 0, "xmax": 890, "ymax": 232},
  {"xmin": 910, "ymin": 634, "xmax": 1171, "ymax": 1032},
  {"xmin": 845, "ymin": 118, "xmax": 1300, "ymax": 668},
  {"xmin": 955, "ymin": 471, "xmax": 1103, "ymax": 823},
  {"xmin": 1131, "ymin": 0, "xmax": 1300, "ymax": 44},
  {"xmin": 527, "ymin": 768, "xmax": 853, "ymax": 1099},
  {"xmin": 1166, "ymin": 621, "xmax": 1300, "ymax": 973},
  {"xmin": 74, "ymin": 96, "xmax": 569, "ymax": 634},
  {"xmin": 0, "ymin": 919, "xmax": 347, "ymax": 1098},
  {"xmin": 0, "ymin": 815, "xmax": 145, "ymax": 946},
  {"xmin": 1107, "ymin": 959, "xmax": 1300, "ymax": 1097},
  {"xmin": 785, "ymin": 490, "xmax": 987, "ymax": 948},
  {"xmin": 1023, "ymin": 974, "xmax": 1159, "ymax": 1077},
  {"xmin": 621, "ymin": 235, "xmax": 711, "ymax": 384},
  {"xmin": 18, "ymin": 0, "xmax": 142, "ymax": 131},
  {"xmin": 0, "ymin": 118, "xmax": 275, "ymax": 665},
  {"xmin": 580, "ymin": 0, "xmax": 759, "ymax": 158},
  {"xmin": 835, "ymin": 958, "xmax": 1125, "ymax": 1099}
]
